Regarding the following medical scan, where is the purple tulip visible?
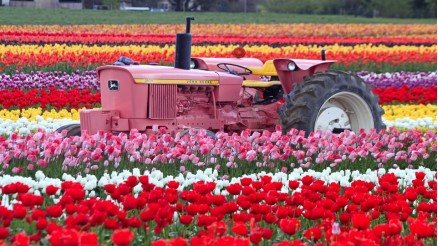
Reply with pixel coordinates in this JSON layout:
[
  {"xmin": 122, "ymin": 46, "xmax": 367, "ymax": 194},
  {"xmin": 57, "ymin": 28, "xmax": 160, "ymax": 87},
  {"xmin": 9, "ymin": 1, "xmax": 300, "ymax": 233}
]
[
  {"xmin": 0, "ymin": 70, "xmax": 99, "ymax": 90},
  {"xmin": 0, "ymin": 71, "xmax": 435, "ymax": 90},
  {"xmin": 358, "ymin": 71, "xmax": 437, "ymax": 88}
]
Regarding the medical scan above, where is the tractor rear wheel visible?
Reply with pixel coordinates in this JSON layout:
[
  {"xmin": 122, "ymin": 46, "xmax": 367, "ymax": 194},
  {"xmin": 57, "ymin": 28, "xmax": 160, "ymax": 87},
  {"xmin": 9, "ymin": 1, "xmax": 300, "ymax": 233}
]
[
  {"xmin": 56, "ymin": 124, "xmax": 81, "ymax": 137},
  {"xmin": 278, "ymin": 71, "xmax": 385, "ymax": 135}
]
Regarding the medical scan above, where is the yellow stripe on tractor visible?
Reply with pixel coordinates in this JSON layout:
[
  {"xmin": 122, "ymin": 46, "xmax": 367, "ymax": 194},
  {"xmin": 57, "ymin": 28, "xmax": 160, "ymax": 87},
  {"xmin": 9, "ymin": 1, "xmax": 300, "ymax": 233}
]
[
  {"xmin": 135, "ymin": 78, "xmax": 220, "ymax": 85},
  {"xmin": 247, "ymin": 60, "xmax": 278, "ymax": 76},
  {"xmin": 242, "ymin": 80, "xmax": 282, "ymax": 87}
]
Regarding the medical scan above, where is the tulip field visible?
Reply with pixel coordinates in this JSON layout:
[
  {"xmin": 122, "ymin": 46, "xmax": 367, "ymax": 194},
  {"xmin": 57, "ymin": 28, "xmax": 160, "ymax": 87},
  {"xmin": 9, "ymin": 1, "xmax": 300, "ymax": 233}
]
[{"xmin": 0, "ymin": 16, "xmax": 436, "ymax": 245}]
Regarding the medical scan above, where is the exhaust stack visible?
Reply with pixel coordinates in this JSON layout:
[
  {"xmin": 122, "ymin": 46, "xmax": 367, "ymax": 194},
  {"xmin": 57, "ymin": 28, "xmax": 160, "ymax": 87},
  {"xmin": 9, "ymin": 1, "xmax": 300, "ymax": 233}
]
[{"xmin": 174, "ymin": 17, "xmax": 194, "ymax": 70}]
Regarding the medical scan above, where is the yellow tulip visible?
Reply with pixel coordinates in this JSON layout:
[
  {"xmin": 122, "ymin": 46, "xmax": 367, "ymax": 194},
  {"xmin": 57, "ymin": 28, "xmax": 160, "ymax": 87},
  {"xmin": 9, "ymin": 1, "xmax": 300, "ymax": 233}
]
[
  {"xmin": 0, "ymin": 108, "xmax": 80, "ymax": 121},
  {"xmin": 382, "ymin": 104, "xmax": 436, "ymax": 121}
]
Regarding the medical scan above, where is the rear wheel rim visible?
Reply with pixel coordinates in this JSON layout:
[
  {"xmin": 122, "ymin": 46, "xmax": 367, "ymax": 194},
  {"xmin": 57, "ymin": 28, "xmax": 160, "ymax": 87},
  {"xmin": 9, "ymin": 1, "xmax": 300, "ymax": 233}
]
[{"xmin": 314, "ymin": 92, "xmax": 374, "ymax": 133}]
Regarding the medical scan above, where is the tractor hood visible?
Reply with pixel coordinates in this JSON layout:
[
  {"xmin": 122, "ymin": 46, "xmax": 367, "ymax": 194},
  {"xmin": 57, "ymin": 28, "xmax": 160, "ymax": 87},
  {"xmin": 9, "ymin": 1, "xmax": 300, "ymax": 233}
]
[{"xmin": 97, "ymin": 65, "xmax": 221, "ymax": 86}]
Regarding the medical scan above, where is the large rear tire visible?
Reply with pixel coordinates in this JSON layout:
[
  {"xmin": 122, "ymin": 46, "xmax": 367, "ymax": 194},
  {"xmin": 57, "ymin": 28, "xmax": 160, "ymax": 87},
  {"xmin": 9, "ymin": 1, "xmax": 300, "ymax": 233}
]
[
  {"xmin": 278, "ymin": 71, "xmax": 385, "ymax": 135},
  {"xmin": 56, "ymin": 124, "xmax": 81, "ymax": 137}
]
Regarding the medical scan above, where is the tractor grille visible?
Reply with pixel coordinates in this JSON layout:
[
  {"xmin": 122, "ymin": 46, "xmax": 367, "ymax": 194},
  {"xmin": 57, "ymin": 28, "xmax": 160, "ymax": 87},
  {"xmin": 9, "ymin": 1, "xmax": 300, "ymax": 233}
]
[{"xmin": 148, "ymin": 84, "xmax": 177, "ymax": 119}]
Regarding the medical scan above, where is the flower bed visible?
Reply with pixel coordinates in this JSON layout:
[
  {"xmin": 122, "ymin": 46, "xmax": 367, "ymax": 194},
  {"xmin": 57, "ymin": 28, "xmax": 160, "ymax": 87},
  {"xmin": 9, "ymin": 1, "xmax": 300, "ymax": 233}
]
[
  {"xmin": 0, "ymin": 169, "xmax": 436, "ymax": 245},
  {"xmin": 2, "ymin": 33, "xmax": 436, "ymax": 46},
  {"xmin": 1, "ymin": 23, "xmax": 435, "ymax": 73},
  {"xmin": 1, "ymin": 23, "xmax": 435, "ymax": 37},
  {"xmin": 2, "ymin": 71, "xmax": 435, "ymax": 90},
  {"xmin": 358, "ymin": 71, "xmax": 437, "ymax": 88},
  {"xmin": 0, "ymin": 102, "xmax": 434, "ymax": 136},
  {"xmin": 0, "ymin": 71, "xmax": 99, "ymax": 90},
  {"xmin": 0, "ymin": 87, "xmax": 434, "ymax": 110},
  {"xmin": 0, "ymin": 89, "xmax": 100, "ymax": 110},
  {"xmin": 0, "ymin": 69, "xmax": 435, "ymax": 134},
  {"xmin": 0, "ymin": 44, "xmax": 436, "ymax": 72},
  {"xmin": 1, "ymin": 128, "xmax": 435, "ymax": 177}
]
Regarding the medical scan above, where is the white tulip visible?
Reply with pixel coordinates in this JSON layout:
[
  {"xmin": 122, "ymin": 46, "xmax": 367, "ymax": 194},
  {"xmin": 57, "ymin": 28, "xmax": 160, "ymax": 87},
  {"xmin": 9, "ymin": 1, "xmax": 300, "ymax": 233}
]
[{"xmin": 35, "ymin": 171, "xmax": 45, "ymax": 180}]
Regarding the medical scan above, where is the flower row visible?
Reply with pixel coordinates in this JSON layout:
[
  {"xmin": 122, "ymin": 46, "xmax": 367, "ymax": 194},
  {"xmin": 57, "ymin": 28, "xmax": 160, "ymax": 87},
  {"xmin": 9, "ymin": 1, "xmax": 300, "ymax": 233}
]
[
  {"xmin": 0, "ymin": 116, "xmax": 434, "ymax": 136},
  {"xmin": 383, "ymin": 117, "xmax": 436, "ymax": 130},
  {"xmin": 1, "ymin": 128, "xmax": 435, "ymax": 176},
  {"xmin": 0, "ymin": 87, "xmax": 434, "ymax": 110},
  {"xmin": 2, "ymin": 33, "xmax": 436, "ymax": 46},
  {"xmin": 0, "ymin": 169, "xmax": 436, "ymax": 245},
  {"xmin": 1, "ymin": 23, "xmax": 435, "ymax": 37},
  {"xmin": 0, "ymin": 71, "xmax": 435, "ymax": 90},
  {"xmin": 1, "ymin": 167, "xmax": 436, "ymax": 197},
  {"xmin": 358, "ymin": 71, "xmax": 437, "ymax": 88},
  {"xmin": 373, "ymin": 86, "xmax": 436, "ymax": 104},
  {"xmin": 0, "ymin": 107, "xmax": 434, "ymax": 137},
  {"xmin": 0, "ymin": 44, "xmax": 435, "ymax": 70},
  {"xmin": 0, "ymin": 88, "xmax": 100, "ymax": 110},
  {"xmin": 0, "ymin": 108, "xmax": 80, "ymax": 121},
  {"xmin": 0, "ymin": 70, "xmax": 99, "ymax": 90},
  {"xmin": 0, "ymin": 104, "xmax": 433, "ymax": 125},
  {"xmin": 0, "ymin": 118, "xmax": 78, "ymax": 136},
  {"xmin": 381, "ymin": 104, "xmax": 436, "ymax": 122}
]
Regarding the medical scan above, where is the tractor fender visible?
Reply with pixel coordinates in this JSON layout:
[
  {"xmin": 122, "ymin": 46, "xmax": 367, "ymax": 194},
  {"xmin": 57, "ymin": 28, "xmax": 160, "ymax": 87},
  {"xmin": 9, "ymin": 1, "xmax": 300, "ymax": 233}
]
[
  {"xmin": 273, "ymin": 58, "xmax": 336, "ymax": 71},
  {"xmin": 273, "ymin": 58, "xmax": 336, "ymax": 94}
]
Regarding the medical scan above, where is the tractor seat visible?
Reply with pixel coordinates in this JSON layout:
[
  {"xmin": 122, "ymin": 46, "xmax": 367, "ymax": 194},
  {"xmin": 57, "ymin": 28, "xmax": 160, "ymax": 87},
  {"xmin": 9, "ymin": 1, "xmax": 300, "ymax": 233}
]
[
  {"xmin": 247, "ymin": 60, "xmax": 278, "ymax": 76},
  {"xmin": 242, "ymin": 80, "xmax": 282, "ymax": 88}
]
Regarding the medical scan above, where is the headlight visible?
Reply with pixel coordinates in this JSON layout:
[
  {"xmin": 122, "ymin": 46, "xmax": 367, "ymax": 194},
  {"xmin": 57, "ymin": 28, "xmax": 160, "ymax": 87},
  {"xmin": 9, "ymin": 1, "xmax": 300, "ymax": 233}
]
[
  {"xmin": 190, "ymin": 60, "xmax": 197, "ymax": 69},
  {"xmin": 287, "ymin": 62, "xmax": 297, "ymax": 71}
]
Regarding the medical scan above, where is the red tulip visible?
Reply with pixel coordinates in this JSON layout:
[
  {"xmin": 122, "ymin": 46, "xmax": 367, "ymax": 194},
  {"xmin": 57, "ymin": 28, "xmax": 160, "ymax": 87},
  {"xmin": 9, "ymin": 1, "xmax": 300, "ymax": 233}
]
[
  {"xmin": 231, "ymin": 222, "xmax": 248, "ymax": 236},
  {"xmin": 12, "ymin": 204, "xmax": 27, "ymax": 219},
  {"xmin": 351, "ymin": 213, "xmax": 371, "ymax": 230},
  {"xmin": 45, "ymin": 185, "xmax": 59, "ymax": 196},
  {"xmin": 167, "ymin": 181, "xmax": 180, "ymax": 189},
  {"xmin": 279, "ymin": 218, "xmax": 300, "ymax": 235},
  {"xmin": 304, "ymin": 226, "xmax": 322, "ymax": 241},
  {"xmin": 179, "ymin": 215, "xmax": 193, "ymax": 225},
  {"xmin": 46, "ymin": 222, "xmax": 62, "ymax": 234},
  {"xmin": 111, "ymin": 229, "xmax": 134, "ymax": 246},
  {"xmin": 12, "ymin": 232, "xmax": 30, "ymax": 246},
  {"xmin": 46, "ymin": 205, "xmax": 63, "ymax": 218},
  {"xmin": 122, "ymin": 195, "xmax": 138, "ymax": 211},
  {"xmin": 196, "ymin": 214, "xmax": 216, "ymax": 227},
  {"xmin": 124, "ymin": 176, "xmax": 138, "ymax": 187},
  {"xmin": 36, "ymin": 218, "xmax": 48, "ymax": 230},
  {"xmin": 64, "ymin": 188, "xmax": 85, "ymax": 201},
  {"xmin": 240, "ymin": 177, "xmax": 253, "ymax": 186},
  {"xmin": 250, "ymin": 231, "xmax": 263, "ymax": 244},
  {"xmin": 415, "ymin": 172, "xmax": 426, "ymax": 180},
  {"xmin": 79, "ymin": 232, "xmax": 98, "ymax": 246},
  {"xmin": 302, "ymin": 176, "xmax": 313, "ymax": 186},
  {"xmin": 288, "ymin": 180, "xmax": 300, "ymax": 190},
  {"xmin": 0, "ymin": 227, "xmax": 9, "ymax": 240},
  {"xmin": 226, "ymin": 183, "xmax": 242, "ymax": 195},
  {"xmin": 409, "ymin": 219, "xmax": 436, "ymax": 238},
  {"xmin": 207, "ymin": 221, "xmax": 227, "ymax": 236},
  {"xmin": 104, "ymin": 218, "xmax": 119, "ymax": 230}
]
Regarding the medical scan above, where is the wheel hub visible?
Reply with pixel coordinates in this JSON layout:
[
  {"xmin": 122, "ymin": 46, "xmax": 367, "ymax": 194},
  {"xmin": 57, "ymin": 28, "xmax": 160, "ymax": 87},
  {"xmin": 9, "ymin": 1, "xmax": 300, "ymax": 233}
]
[
  {"xmin": 314, "ymin": 106, "xmax": 351, "ymax": 132},
  {"xmin": 313, "ymin": 91, "xmax": 374, "ymax": 133}
]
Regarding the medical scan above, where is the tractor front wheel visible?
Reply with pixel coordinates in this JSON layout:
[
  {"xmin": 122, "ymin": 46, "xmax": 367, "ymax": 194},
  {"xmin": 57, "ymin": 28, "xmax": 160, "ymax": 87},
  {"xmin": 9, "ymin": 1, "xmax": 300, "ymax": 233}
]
[
  {"xmin": 56, "ymin": 124, "xmax": 81, "ymax": 137},
  {"xmin": 278, "ymin": 71, "xmax": 385, "ymax": 135}
]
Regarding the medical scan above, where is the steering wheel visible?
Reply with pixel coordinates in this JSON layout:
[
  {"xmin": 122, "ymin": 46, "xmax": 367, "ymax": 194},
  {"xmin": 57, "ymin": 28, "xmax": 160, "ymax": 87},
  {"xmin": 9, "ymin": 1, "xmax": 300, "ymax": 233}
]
[{"xmin": 217, "ymin": 63, "xmax": 252, "ymax": 76}]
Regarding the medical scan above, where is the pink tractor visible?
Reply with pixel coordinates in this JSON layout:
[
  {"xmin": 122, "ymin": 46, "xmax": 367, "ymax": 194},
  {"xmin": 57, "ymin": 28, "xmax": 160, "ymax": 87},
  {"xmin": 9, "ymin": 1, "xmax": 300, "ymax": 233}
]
[{"xmin": 58, "ymin": 17, "xmax": 385, "ymax": 136}]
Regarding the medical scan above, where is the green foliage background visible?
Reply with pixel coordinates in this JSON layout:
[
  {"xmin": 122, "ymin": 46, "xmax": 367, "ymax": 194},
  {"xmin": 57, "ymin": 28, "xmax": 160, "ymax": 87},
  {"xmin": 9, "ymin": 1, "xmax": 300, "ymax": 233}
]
[{"xmin": 261, "ymin": 0, "xmax": 437, "ymax": 18}]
